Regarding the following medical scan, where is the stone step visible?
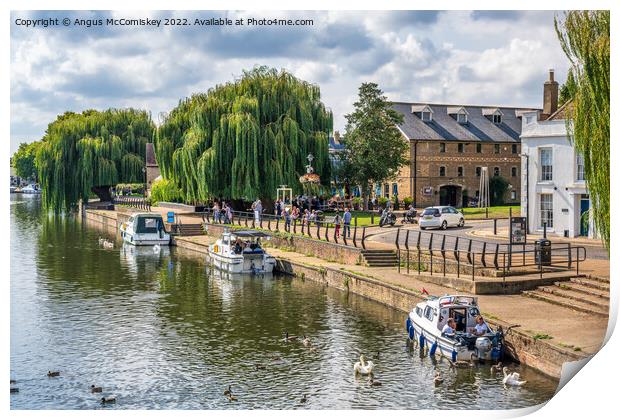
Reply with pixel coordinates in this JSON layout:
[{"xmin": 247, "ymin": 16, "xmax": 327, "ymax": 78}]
[
  {"xmin": 366, "ymin": 262, "xmax": 400, "ymax": 267},
  {"xmin": 540, "ymin": 285, "xmax": 609, "ymax": 309},
  {"xmin": 570, "ymin": 277, "xmax": 610, "ymax": 292},
  {"xmin": 555, "ymin": 281, "xmax": 610, "ymax": 299},
  {"xmin": 584, "ymin": 274, "xmax": 610, "ymax": 284},
  {"xmin": 523, "ymin": 290, "xmax": 609, "ymax": 317}
]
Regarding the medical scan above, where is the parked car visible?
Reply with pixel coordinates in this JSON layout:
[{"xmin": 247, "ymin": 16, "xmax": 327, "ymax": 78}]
[{"xmin": 418, "ymin": 206, "xmax": 465, "ymax": 230}]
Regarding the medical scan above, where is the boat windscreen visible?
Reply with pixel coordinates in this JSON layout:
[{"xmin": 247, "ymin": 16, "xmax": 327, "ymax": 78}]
[{"xmin": 136, "ymin": 217, "xmax": 164, "ymax": 234}]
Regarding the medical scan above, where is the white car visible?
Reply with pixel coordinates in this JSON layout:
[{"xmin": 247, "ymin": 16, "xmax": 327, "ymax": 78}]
[{"xmin": 418, "ymin": 206, "xmax": 465, "ymax": 230}]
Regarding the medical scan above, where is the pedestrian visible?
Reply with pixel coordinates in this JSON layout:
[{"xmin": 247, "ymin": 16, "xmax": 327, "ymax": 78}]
[
  {"xmin": 226, "ymin": 204, "xmax": 233, "ymax": 224},
  {"xmin": 253, "ymin": 198, "xmax": 262, "ymax": 225},
  {"xmin": 213, "ymin": 201, "xmax": 220, "ymax": 224},
  {"xmin": 334, "ymin": 210, "xmax": 341, "ymax": 238},
  {"xmin": 275, "ymin": 199, "xmax": 281, "ymax": 217},
  {"xmin": 343, "ymin": 207, "xmax": 352, "ymax": 238},
  {"xmin": 284, "ymin": 208, "xmax": 291, "ymax": 231}
]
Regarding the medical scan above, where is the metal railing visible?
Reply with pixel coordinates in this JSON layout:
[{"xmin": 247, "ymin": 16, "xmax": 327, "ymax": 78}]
[{"xmin": 113, "ymin": 196, "xmax": 151, "ymax": 211}]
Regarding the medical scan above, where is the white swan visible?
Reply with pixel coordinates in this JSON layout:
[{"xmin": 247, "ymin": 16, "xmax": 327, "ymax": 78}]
[
  {"xmin": 102, "ymin": 239, "xmax": 114, "ymax": 249},
  {"xmin": 153, "ymin": 244, "xmax": 161, "ymax": 253},
  {"xmin": 353, "ymin": 355, "xmax": 375, "ymax": 375},
  {"xmin": 502, "ymin": 367, "xmax": 527, "ymax": 386}
]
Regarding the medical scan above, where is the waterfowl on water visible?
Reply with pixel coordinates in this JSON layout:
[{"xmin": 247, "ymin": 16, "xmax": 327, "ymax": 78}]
[
  {"xmin": 47, "ymin": 371, "xmax": 60, "ymax": 377},
  {"xmin": 91, "ymin": 385, "xmax": 103, "ymax": 393},
  {"xmin": 255, "ymin": 363, "xmax": 266, "ymax": 370},
  {"xmin": 10, "ymin": 387, "xmax": 19, "ymax": 393},
  {"xmin": 153, "ymin": 244, "xmax": 161, "ymax": 253},
  {"xmin": 282, "ymin": 331, "xmax": 298, "ymax": 342},
  {"xmin": 353, "ymin": 355, "xmax": 375, "ymax": 376},
  {"xmin": 300, "ymin": 394, "xmax": 307, "ymax": 403},
  {"xmin": 449, "ymin": 354, "xmax": 476, "ymax": 369},
  {"xmin": 228, "ymin": 394, "xmax": 238, "ymax": 402},
  {"xmin": 10, "ymin": 379, "xmax": 16, "ymax": 384},
  {"xmin": 434, "ymin": 372, "xmax": 444, "ymax": 386},
  {"xmin": 502, "ymin": 367, "xmax": 527, "ymax": 387},
  {"xmin": 101, "ymin": 395, "xmax": 116, "ymax": 403},
  {"xmin": 368, "ymin": 378, "xmax": 382, "ymax": 387},
  {"xmin": 491, "ymin": 362, "xmax": 502, "ymax": 374},
  {"xmin": 302, "ymin": 335, "xmax": 311, "ymax": 346},
  {"xmin": 223, "ymin": 385, "xmax": 232, "ymax": 396}
]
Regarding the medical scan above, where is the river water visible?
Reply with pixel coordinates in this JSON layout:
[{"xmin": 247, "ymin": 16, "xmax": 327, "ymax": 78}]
[{"xmin": 10, "ymin": 194, "xmax": 558, "ymax": 409}]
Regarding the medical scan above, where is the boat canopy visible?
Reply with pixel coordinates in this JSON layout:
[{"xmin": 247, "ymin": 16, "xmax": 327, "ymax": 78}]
[
  {"xmin": 230, "ymin": 230, "xmax": 272, "ymax": 238},
  {"xmin": 437, "ymin": 295, "xmax": 477, "ymax": 307}
]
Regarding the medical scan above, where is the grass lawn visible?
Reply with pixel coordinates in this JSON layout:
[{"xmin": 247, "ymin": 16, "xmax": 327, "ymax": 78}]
[
  {"xmin": 321, "ymin": 211, "xmax": 378, "ymax": 226},
  {"xmin": 461, "ymin": 205, "xmax": 520, "ymax": 220}
]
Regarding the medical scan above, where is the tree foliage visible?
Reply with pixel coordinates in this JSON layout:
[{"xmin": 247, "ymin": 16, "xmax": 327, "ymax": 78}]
[
  {"xmin": 555, "ymin": 11, "xmax": 610, "ymax": 248},
  {"xmin": 11, "ymin": 141, "xmax": 42, "ymax": 180},
  {"xmin": 154, "ymin": 67, "xmax": 333, "ymax": 204},
  {"xmin": 36, "ymin": 109, "xmax": 155, "ymax": 211},
  {"xmin": 340, "ymin": 82, "xmax": 408, "ymax": 210},
  {"xmin": 558, "ymin": 68, "xmax": 577, "ymax": 107},
  {"xmin": 489, "ymin": 176, "xmax": 509, "ymax": 206},
  {"xmin": 150, "ymin": 178, "xmax": 183, "ymax": 204}
]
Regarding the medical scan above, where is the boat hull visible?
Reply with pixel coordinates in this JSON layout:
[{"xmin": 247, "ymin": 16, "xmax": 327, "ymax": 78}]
[{"xmin": 208, "ymin": 250, "xmax": 275, "ymax": 274}]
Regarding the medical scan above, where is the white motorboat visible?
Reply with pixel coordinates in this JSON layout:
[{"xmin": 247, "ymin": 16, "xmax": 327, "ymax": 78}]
[
  {"xmin": 208, "ymin": 230, "xmax": 276, "ymax": 274},
  {"xmin": 119, "ymin": 213, "xmax": 170, "ymax": 246},
  {"xmin": 20, "ymin": 184, "xmax": 41, "ymax": 194},
  {"xmin": 406, "ymin": 295, "xmax": 504, "ymax": 362}
]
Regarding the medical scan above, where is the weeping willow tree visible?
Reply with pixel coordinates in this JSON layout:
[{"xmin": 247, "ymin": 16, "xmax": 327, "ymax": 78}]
[
  {"xmin": 555, "ymin": 11, "xmax": 610, "ymax": 249},
  {"xmin": 36, "ymin": 109, "xmax": 155, "ymax": 211},
  {"xmin": 155, "ymin": 67, "xmax": 333, "ymax": 204}
]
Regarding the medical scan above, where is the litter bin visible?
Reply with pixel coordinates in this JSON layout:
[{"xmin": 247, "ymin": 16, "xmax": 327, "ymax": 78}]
[{"xmin": 535, "ymin": 239, "xmax": 552, "ymax": 266}]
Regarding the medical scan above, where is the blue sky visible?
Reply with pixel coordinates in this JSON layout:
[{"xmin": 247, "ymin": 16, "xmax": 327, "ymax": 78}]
[{"xmin": 10, "ymin": 10, "xmax": 570, "ymax": 154}]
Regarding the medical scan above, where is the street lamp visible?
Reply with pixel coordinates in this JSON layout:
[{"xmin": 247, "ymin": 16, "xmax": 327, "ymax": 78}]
[{"xmin": 521, "ymin": 153, "xmax": 529, "ymax": 232}]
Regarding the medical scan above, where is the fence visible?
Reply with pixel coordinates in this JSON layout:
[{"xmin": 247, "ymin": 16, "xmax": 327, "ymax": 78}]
[{"xmin": 113, "ymin": 196, "xmax": 151, "ymax": 211}]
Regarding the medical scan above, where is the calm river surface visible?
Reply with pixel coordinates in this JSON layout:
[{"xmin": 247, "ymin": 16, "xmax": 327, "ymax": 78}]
[{"xmin": 10, "ymin": 194, "xmax": 558, "ymax": 409}]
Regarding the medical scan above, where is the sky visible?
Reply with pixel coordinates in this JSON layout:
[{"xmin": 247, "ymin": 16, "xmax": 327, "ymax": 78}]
[{"xmin": 10, "ymin": 10, "xmax": 571, "ymax": 154}]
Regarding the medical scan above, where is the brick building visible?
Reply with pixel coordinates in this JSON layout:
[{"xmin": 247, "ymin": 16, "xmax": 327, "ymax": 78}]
[
  {"xmin": 145, "ymin": 143, "xmax": 160, "ymax": 192},
  {"xmin": 378, "ymin": 102, "xmax": 540, "ymax": 208}
]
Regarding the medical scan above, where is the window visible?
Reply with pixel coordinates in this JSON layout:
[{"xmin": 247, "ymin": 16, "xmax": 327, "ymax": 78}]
[
  {"xmin": 439, "ymin": 142, "xmax": 446, "ymax": 153},
  {"xmin": 511, "ymin": 167, "xmax": 518, "ymax": 177},
  {"xmin": 493, "ymin": 114, "xmax": 502, "ymax": 124},
  {"xmin": 439, "ymin": 166, "xmax": 446, "ymax": 177},
  {"xmin": 540, "ymin": 148, "xmax": 553, "ymax": 181},
  {"xmin": 576, "ymin": 153, "xmax": 585, "ymax": 181},
  {"xmin": 457, "ymin": 112, "xmax": 467, "ymax": 124},
  {"xmin": 540, "ymin": 193, "xmax": 553, "ymax": 228},
  {"xmin": 424, "ymin": 306, "xmax": 434, "ymax": 321},
  {"xmin": 416, "ymin": 307, "xmax": 423, "ymax": 317},
  {"xmin": 511, "ymin": 190, "xmax": 517, "ymax": 200},
  {"xmin": 458, "ymin": 143, "xmax": 464, "ymax": 153},
  {"xmin": 392, "ymin": 183, "xmax": 398, "ymax": 196},
  {"xmin": 421, "ymin": 111, "xmax": 432, "ymax": 122},
  {"xmin": 493, "ymin": 167, "xmax": 500, "ymax": 177},
  {"xmin": 512, "ymin": 144, "xmax": 518, "ymax": 154},
  {"xmin": 475, "ymin": 167, "xmax": 482, "ymax": 177},
  {"xmin": 457, "ymin": 166, "xmax": 464, "ymax": 177},
  {"xmin": 494, "ymin": 144, "xmax": 500, "ymax": 154},
  {"xmin": 384, "ymin": 183, "xmax": 390, "ymax": 198},
  {"xmin": 476, "ymin": 143, "xmax": 482, "ymax": 153}
]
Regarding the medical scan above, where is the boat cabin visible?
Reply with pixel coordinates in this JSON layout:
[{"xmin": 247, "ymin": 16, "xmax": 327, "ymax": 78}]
[
  {"xmin": 415, "ymin": 295, "xmax": 482, "ymax": 335},
  {"xmin": 221, "ymin": 230, "xmax": 271, "ymax": 254}
]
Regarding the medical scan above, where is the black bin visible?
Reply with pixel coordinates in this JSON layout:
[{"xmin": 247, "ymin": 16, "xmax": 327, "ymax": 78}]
[{"xmin": 535, "ymin": 239, "xmax": 552, "ymax": 266}]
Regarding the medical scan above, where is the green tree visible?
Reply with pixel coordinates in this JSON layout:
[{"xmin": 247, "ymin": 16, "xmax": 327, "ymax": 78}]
[
  {"xmin": 155, "ymin": 66, "xmax": 332, "ymax": 205},
  {"xmin": 489, "ymin": 176, "xmax": 509, "ymax": 206},
  {"xmin": 340, "ymin": 82, "xmax": 408, "ymax": 210},
  {"xmin": 558, "ymin": 68, "xmax": 577, "ymax": 107},
  {"xmin": 11, "ymin": 141, "xmax": 42, "ymax": 181},
  {"xmin": 36, "ymin": 109, "xmax": 154, "ymax": 211},
  {"xmin": 555, "ymin": 11, "xmax": 610, "ymax": 248}
]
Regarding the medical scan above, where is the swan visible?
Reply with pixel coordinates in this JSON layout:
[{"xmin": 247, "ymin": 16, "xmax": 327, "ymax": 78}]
[
  {"xmin": 353, "ymin": 355, "xmax": 375, "ymax": 375},
  {"xmin": 302, "ymin": 335, "xmax": 311, "ymax": 346},
  {"xmin": 491, "ymin": 362, "xmax": 502, "ymax": 374},
  {"xmin": 101, "ymin": 395, "xmax": 116, "ymax": 403},
  {"xmin": 102, "ymin": 240, "xmax": 114, "ymax": 249},
  {"xmin": 502, "ymin": 367, "xmax": 527, "ymax": 386},
  {"xmin": 153, "ymin": 244, "xmax": 161, "ymax": 253},
  {"xmin": 91, "ymin": 385, "xmax": 103, "ymax": 393},
  {"xmin": 47, "ymin": 371, "xmax": 60, "ymax": 377},
  {"xmin": 434, "ymin": 372, "xmax": 444, "ymax": 386}
]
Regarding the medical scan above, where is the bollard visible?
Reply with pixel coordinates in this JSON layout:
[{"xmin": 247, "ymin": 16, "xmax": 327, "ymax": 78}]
[{"xmin": 493, "ymin": 219, "xmax": 497, "ymax": 235}]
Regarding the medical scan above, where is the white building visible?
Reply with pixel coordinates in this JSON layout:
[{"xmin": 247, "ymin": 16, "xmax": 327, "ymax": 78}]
[{"xmin": 520, "ymin": 70, "xmax": 593, "ymax": 238}]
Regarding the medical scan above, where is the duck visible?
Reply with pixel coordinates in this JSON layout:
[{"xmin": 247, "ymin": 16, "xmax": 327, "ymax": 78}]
[
  {"xmin": 153, "ymin": 244, "xmax": 161, "ymax": 253},
  {"xmin": 91, "ymin": 385, "xmax": 103, "ymax": 393},
  {"xmin": 101, "ymin": 395, "xmax": 117, "ymax": 403},
  {"xmin": 10, "ymin": 379, "xmax": 16, "ymax": 384},
  {"xmin": 300, "ymin": 394, "xmax": 308, "ymax": 403},
  {"xmin": 502, "ymin": 367, "xmax": 527, "ymax": 386},
  {"xmin": 490, "ymin": 362, "xmax": 503, "ymax": 374},
  {"xmin": 449, "ymin": 354, "xmax": 476, "ymax": 369},
  {"xmin": 302, "ymin": 335, "xmax": 311, "ymax": 346},
  {"xmin": 47, "ymin": 371, "xmax": 60, "ymax": 377},
  {"xmin": 367, "ymin": 378, "xmax": 382, "ymax": 387},
  {"xmin": 434, "ymin": 372, "xmax": 444, "ymax": 386},
  {"xmin": 228, "ymin": 393, "xmax": 238, "ymax": 402},
  {"xmin": 223, "ymin": 385, "xmax": 232, "ymax": 396},
  {"xmin": 282, "ymin": 331, "xmax": 298, "ymax": 342},
  {"xmin": 353, "ymin": 355, "xmax": 375, "ymax": 376},
  {"xmin": 255, "ymin": 363, "xmax": 266, "ymax": 370},
  {"xmin": 10, "ymin": 387, "xmax": 19, "ymax": 393}
]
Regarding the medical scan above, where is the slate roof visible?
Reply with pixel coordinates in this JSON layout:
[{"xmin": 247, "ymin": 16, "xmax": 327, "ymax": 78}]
[
  {"xmin": 391, "ymin": 102, "xmax": 540, "ymax": 143},
  {"xmin": 145, "ymin": 143, "xmax": 158, "ymax": 166}
]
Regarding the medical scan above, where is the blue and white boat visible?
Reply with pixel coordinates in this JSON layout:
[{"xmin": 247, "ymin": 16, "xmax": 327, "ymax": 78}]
[
  {"xmin": 406, "ymin": 295, "xmax": 504, "ymax": 362},
  {"xmin": 208, "ymin": 230, "xmax": 276, "ymax": 274}
]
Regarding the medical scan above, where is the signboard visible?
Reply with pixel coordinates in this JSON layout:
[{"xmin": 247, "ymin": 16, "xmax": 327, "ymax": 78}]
[
  {"xmin": 422, "ymin": 186, "xmax": 433, "ymax": 196},
  {"xmin": 510, "ymin": 217, "xmax": 527, "ymax": 245}
]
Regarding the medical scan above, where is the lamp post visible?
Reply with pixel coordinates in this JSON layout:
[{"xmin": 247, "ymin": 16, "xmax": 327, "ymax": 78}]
[{"xmin": 521, "ymin": 153, "xmax": 529, "ymax": 232}]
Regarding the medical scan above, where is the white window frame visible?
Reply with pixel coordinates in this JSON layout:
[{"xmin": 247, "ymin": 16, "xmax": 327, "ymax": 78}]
[
  {"xmin": 421, "ymin": 111, "xmax": 432, "ymax": 122},
  {"xmin": 457, "ymin": 112, "xmax": 467, "ymax": 123},
  {"xmin": 540, "ymin": 148, "xmax": 553, "ymax": 181},
  {"xmin": 540, "ymin": 193, "xmax": 553, "ymax": 229},
  {"xmin": 576, "ymin": 153, "xmax": 585, "ymax": 181},
  {"xmin": 493, "ymin": 114, "xmax": 502, "ymax": 124}
]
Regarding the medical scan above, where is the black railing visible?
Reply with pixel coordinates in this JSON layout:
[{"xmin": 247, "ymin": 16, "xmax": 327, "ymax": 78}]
[{"xmin": 113, "ymin": 196, "xmax": 151, "ymax": 211}]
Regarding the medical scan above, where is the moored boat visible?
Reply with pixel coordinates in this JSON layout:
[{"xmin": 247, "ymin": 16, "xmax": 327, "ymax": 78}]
[
  {"xmin": 406, "ymin": 295, "xmax": 504, "ymax": 362},
  {"xmin": 119, "ymin": 213, "xmax": 170, "ymax": 246},
  {"xmin": 20, "ymin": 184, "xmax": 41, "ymax": 194},
  {"xmin": 208, "ymin": 230, "xmax": 276, "ymax": 274}
]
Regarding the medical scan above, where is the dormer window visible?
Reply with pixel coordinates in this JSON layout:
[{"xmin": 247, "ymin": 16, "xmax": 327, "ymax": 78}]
[
  {"xmin": 421, "ymin": 111, "xmax": 432, "ymax": 122},
  {"xmin": 493, "ymin": 114, "xmax": 502, "ymax": 124},
  {"xmin": 411, "ymin": 104, "xmax": 433, "ymax": 122},
  {"xmin": 457, "ymin": 112, "xmax": 468, "ymax": 124},
  {"xmin": 483, "ymin": 108, "xmax": 504, "ymax": 124},
  {"xmin": 447, "ymin": 106, "xmax": 469, "ymax": 124}
]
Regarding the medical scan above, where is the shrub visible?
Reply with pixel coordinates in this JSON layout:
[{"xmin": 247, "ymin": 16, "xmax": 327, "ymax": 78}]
[
  {"xmin": 403, "ymin": 196, "xmax": 413, "ymax": 207},
  {"xmin": 378, "ymin": 196, "xmax": 389, "ymax": 207},
  {"xmin": 150, "ymin": 178, "xmax": 183, "ymax": 204}
]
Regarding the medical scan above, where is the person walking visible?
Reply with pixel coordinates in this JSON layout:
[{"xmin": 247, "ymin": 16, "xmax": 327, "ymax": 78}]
[
  {"xmin": 343, "ymin": 207, "xmax": 352, "ymax": 238},
  {"xmin": 226, "ymin": 204, "xmax": 233, "ymax": 224},
  {"xmin": 284, "ymin": 207, "xmax": 291, "ymax": 231},
  {"xmin": 334, "ymin": 210, "xmax": 341, "ymax": 238},
  {"xmin": 253, "ymin": 198, "xmax": 262, "ymax": 225},
  {"xmin": 213, "ymin": 201, "xmax": 220, "ymax": 224}
]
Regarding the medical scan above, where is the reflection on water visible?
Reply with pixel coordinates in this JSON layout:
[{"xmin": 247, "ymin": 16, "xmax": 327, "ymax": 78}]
[{"xmin": 10, "ymin": 194, "xmax": 558, "ymax": 409}]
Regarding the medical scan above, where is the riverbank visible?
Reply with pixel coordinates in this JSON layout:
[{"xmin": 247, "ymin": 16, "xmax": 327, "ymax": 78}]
[{"xmin": 83, "ymin": 208, "xmax": 608, "ymax": 380}]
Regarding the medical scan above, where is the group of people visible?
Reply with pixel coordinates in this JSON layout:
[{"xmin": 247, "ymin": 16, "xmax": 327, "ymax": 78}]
[
  {"xmin": 232, "ymin": 237, "xmax": 262, "ymax": 255},
  {"xmin": 211, "ymin": 201, "xmax": 234, "ymax": 224},
  {"xmin": 441, "ymin": 315, "xmax": 490, "ymax": 338}
]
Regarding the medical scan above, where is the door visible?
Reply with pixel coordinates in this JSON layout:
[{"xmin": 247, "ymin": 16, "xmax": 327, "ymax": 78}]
[{"xmin": 580, "ymin": 195, "xmax": 590, "ymax": 236}]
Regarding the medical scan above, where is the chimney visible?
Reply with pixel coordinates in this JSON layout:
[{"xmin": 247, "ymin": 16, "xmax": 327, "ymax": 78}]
[{"xmin": 543, "ymin": 69, "xmax": 559, "ymax": 118}]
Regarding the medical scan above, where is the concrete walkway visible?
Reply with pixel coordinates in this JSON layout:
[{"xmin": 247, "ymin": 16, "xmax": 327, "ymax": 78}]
[{"xmin": 176, "ymin": 234, "xmax": 608, "ymax": 356}]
